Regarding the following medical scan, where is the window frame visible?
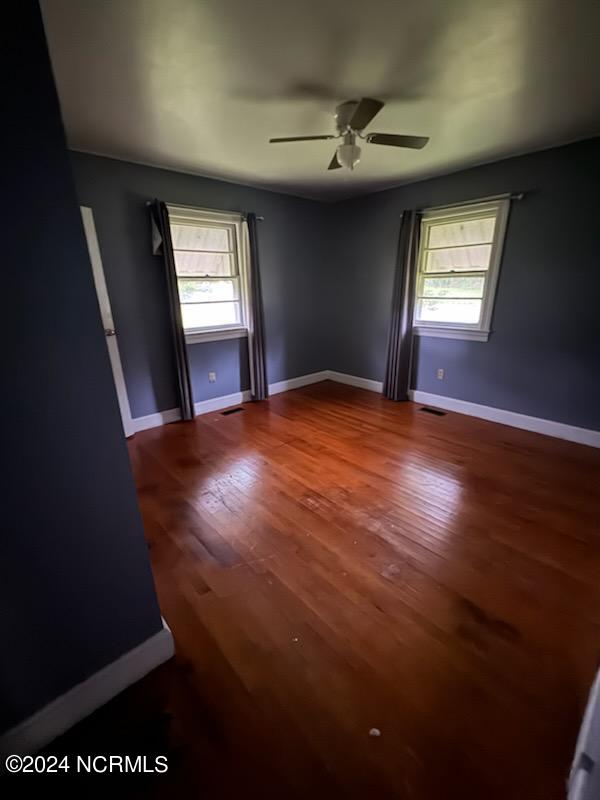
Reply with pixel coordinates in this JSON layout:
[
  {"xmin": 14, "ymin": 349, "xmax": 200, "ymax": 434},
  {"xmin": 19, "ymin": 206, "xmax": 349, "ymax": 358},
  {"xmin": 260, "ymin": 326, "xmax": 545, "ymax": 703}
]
[
  {"xmin": 167, "ymin": 205, "xmax": 251, "ymax": 344},
  {"xmin": 412, "ymin": 199, "xmax": 510, "ymax": 342}
]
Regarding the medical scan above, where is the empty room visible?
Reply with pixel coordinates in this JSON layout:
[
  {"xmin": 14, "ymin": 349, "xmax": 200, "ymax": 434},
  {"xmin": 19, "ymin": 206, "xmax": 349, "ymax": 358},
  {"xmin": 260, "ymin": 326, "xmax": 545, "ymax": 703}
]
[{"xmin": 3, "ymin": 1, "xmax": 600, "ymax": 797}]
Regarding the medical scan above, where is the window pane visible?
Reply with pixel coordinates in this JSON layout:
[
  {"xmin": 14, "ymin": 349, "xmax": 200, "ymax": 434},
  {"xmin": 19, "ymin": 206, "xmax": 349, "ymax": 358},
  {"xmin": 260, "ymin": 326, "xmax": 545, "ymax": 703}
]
[
  {"xmin": 181, "ymin": 301, "xmax": 241, "ymax": 330},
  {"xmin": 170, "ymin": 224, "xmax": 230, "ymax": 252},
  {"xmin": 415, "ymin": 298, "xmax": 482, "ymax": 324},
  {"xmin": 421, "ymin": 276, "xmax": 485, "ymax": 299},
  {"xmin": 424, "ymin": 244, "xmax": 491, "ymax": 272},
  {"xmin": 178, "ymin": 279, "xmax": 239, "ymax": 303},
  {"xmin": 428, "ymin": 216, "xmax": 495, "ymax": 247},
  {"xmin": 174, "ymin": 251, "xmax": 234, "ymax": 276}
]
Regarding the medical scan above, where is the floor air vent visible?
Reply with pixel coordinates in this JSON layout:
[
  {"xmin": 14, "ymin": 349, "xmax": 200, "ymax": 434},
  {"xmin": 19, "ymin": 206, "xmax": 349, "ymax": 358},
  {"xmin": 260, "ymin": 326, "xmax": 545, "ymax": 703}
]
[
  {"xmin": 221, "ymin": 407, "xmax": 245, "ymax": 416},
  {"xmin": 420, "ymin": 407, "xmax": 446, "ymax": 416}
]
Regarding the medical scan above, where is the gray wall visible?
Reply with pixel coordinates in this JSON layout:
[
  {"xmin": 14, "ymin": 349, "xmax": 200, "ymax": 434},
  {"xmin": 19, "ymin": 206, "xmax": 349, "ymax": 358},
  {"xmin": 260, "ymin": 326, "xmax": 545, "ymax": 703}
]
[
  {"xmin": 71, "ymin": 137, "xmax": 600, "ymax": 431},
  {"xmin": 71, "ymin": 153, "xmax": 331, "ymax": 418},
  {"xmin": 1, "ymin": 3, "xmax": 163, "ymax": 734},
  {"xmin": 328, "ymin": 138, "xmax": 600, "ymax": 430}
]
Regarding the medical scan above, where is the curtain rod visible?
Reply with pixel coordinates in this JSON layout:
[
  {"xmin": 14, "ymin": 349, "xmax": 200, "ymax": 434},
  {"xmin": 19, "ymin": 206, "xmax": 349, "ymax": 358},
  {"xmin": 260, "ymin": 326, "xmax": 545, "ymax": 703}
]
[
  {"xmin": 145, "ymin": 200, "xmax": 264, "ymax": 220},
  {"xmin": 419, "ymin": 192, "xmax": 524, "ymax": 213}
]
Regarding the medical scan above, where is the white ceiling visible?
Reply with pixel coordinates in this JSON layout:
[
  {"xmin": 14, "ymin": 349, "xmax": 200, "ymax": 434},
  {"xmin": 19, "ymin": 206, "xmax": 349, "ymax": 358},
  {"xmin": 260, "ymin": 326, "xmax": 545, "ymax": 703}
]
[{"xmin": 41, "ymin": 0, "xmax": 600, "ymax": 201}]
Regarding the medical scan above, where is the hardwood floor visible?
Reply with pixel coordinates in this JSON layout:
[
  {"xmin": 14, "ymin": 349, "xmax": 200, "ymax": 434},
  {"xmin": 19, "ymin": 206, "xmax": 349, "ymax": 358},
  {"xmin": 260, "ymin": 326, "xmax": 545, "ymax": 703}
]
[{"xmin": 57, "ymin": 382, "xmax": 600, "ymax": 797}]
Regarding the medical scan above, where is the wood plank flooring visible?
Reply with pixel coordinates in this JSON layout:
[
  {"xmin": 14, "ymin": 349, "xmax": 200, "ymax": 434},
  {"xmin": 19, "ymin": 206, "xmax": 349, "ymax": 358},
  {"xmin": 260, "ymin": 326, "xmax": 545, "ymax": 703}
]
[{"xmin": 54, "ymin": 381, "xmax": 600, "ymax": 797}]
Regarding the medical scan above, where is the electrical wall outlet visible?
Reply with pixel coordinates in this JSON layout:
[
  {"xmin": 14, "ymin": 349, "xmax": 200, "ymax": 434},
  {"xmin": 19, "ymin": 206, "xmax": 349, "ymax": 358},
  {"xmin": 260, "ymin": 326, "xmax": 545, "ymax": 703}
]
[
  {"xmin": 436, "ymin": 368, "xmax": 444, "ymax": 380},
  {"xmin": 208, "ymin": 371, "xmax": 216, "ymax": 383}
]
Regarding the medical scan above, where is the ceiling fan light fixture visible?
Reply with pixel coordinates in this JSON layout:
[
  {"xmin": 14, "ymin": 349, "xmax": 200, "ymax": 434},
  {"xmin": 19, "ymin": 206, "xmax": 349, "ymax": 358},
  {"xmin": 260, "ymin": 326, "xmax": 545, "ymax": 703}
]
[{"xmin": 336, "ymin": 142, "xmax": 361, "ymax": 170}]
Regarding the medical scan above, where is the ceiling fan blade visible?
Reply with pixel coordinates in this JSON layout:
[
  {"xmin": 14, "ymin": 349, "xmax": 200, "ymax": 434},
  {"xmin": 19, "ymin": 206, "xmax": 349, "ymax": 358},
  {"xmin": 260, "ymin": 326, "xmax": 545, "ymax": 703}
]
[
  {"xmin": 328, "ymin": 152, "xmax": 342, "ymax": 170},
  {"xmin": 349, "ymin": 98, "xmax": 384, "ymax": 131},
  {"xmin": 269, "ymin": 135, "xmax": 335, "ymax": 143},
  {"xmin": 366, "ymin": 133, "xmax": 429, "ymax": 149}
]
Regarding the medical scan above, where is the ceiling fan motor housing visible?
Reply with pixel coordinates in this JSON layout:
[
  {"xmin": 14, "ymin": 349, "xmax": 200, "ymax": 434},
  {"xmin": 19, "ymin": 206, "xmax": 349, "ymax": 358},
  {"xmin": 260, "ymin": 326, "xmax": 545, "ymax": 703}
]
[{"xmin": 334, "ymin": 100, "xmax": 360, "ymax": 133}]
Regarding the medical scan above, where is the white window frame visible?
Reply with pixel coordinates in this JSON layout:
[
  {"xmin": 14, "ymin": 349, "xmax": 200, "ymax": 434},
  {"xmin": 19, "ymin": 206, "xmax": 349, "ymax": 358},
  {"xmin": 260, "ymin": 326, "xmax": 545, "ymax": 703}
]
[
  {"xmin": 167, "ymin": 205, "xmax": 251, "ymax": 345},
  {"xmin": 413, "ymin": 199, "xmax": 510, "ymax": 342}
]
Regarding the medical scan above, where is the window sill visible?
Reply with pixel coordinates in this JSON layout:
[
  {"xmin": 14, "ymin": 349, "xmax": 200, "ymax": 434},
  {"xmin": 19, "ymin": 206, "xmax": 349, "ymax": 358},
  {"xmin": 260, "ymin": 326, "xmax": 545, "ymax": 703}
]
[
  {"xmin": 185, "ymin": 327, "xmax": 248, "ymax": 345},
  {"xmin": 414, "ymin": 326, "xmax": 490, "ymax": 342}
]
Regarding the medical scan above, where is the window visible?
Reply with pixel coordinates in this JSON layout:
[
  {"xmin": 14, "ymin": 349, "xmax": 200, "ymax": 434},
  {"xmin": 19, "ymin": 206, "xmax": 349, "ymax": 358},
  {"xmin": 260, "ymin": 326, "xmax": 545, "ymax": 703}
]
[
  {"xmin": 168, "ymin": 206, "xmax": 250, "ymax": 343},
  {"xmin": 413, "ymin": 199, "xmax": 509, "ymax": 341}
]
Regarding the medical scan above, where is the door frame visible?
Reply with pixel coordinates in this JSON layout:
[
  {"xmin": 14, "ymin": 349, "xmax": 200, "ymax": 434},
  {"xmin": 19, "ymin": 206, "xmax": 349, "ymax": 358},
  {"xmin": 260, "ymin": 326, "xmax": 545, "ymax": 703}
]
[{"xmin": 81, "ymin": 206, "xmax": 135, "ymax": 437}]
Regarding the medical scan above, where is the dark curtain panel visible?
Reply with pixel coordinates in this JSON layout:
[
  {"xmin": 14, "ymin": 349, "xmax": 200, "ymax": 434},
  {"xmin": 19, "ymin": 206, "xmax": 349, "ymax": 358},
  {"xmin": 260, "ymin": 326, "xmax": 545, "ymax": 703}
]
[
  {"xmin": 383, "ymin": 210, "xmax": 422, "ymax": 401},
  {"xmin": 149, "ymin": 200, "xmax": 195, "ymax": 420},
  {"xmin": 246, "ymin": 213, "xmax": 269, "ymax": 401}
]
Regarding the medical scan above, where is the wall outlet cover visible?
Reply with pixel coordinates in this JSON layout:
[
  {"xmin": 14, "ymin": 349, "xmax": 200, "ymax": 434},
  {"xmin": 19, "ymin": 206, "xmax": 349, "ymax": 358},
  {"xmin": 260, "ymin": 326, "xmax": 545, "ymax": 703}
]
[
  {"xmin": 436, "ymin": 368, "xmax": 444, "ymax": 380},
  {"xmin": 208, "ymin": 371, "xmax": 216, "ymax": 383}
]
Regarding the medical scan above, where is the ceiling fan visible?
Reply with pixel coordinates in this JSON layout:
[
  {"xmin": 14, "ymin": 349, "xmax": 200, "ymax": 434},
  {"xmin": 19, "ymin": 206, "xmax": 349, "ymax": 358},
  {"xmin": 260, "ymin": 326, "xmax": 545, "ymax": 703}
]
[{"xmin": 268, "ymin": 97, "xmax": 429, "ymax": 171}]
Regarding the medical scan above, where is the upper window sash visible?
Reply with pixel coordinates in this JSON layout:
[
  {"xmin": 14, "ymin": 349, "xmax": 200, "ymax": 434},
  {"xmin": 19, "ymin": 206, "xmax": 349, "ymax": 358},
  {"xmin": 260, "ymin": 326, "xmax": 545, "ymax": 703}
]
[
  {"xmin": 171, "ymin": 223, "xmax": 240, "ymax": 279},
  {"xmin": 171, "ymin": 222, "xmax": 234, "ymax": 253}
]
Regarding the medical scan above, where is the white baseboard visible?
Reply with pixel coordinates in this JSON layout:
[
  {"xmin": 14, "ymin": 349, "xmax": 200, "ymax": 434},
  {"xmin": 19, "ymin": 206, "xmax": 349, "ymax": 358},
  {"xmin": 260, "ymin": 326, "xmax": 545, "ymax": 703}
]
[
  {"xmin": 410, "ymin": 390, "xmax": 600, "ymax": 449},
  {"xmin": 194, "ymin": 390, "xmax": 251, "ymax": 415},
  {"xmin": 130, "ymin": 373, "xmax": 332, "ymax": 431},
  {"xmin": 131, "ymin": 407, "xmax": 181, "ymax": 433},
  {"xmin": 269, "ymin": 370, "xmax": 330, "ymax": 396},
  {"xmin": 269, "ymin": 369, "xmax": 384, "ymax": 396},
  {"xmin": 0, "ymin": 620, "xmax": 174, "ymax": 756},
  {"xmin": 129, "ymin": 374, "xmax": 599, "ymax": 448},
  {"xmin": 129, "ymin": 371, "xmax": 382, "ymax": 433},
  {"xmin": 326, "ymin": 370, "xmax": 384, "ymax": 393},
  {"xmin": 131, "ymin": 392, "xmax": 251, "ymax": 431}
]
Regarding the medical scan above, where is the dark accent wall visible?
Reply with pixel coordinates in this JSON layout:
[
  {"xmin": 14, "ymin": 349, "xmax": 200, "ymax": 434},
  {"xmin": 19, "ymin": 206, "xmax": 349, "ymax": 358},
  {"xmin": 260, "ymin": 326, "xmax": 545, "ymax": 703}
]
[
  {"xmin": 70, "ymin": 153, "xmax": 331, "ymax": 418},
  {"xmin": 328, "ymin": 138, "xmax": 600, "ymax": 430},
  {"xmin": 1, "ymin": 3, "xmax": 163, "ymax": 734}
]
